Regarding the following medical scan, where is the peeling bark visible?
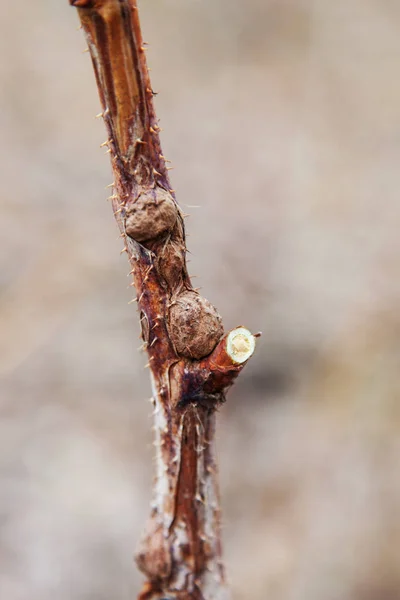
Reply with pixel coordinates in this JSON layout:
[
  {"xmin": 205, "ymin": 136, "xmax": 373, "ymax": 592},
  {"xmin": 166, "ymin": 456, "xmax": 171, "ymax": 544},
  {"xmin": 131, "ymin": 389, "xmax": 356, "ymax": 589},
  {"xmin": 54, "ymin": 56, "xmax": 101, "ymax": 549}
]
[{"xmin": 68, "ymin": 1, "xmax": 257, "ymax": 598}]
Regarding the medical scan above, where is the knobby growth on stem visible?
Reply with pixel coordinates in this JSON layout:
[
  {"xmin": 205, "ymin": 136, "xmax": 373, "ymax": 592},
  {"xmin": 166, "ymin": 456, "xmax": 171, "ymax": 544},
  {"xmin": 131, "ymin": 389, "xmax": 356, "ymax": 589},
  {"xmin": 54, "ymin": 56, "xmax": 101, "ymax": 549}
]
[{"xmin": 69, "ymin": 1, "xmax": 257, "ymax": 598}]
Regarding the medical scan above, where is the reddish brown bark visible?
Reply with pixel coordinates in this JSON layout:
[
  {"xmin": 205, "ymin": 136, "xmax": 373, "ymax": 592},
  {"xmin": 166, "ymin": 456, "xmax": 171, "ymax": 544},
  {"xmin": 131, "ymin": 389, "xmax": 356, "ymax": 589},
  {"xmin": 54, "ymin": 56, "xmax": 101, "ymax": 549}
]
[{"xmin": 68, "ymin": 1, "xmax": 257, "ymax": 598}]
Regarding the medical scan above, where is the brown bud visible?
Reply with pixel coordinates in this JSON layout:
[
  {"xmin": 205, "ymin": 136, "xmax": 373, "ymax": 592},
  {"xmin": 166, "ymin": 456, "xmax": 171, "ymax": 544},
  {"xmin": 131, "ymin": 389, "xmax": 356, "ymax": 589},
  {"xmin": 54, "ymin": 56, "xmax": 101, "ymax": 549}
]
[
  {"xmin": 168, "ymin": 291, "xmax": 223, "ymax": 360},
  {"xmin": 125, "ymin": 187, "xmax": 177, "ymax": 243},
  {"xmin": 157, "ymin": 240, "xmax": 185, "ymax": 290}
]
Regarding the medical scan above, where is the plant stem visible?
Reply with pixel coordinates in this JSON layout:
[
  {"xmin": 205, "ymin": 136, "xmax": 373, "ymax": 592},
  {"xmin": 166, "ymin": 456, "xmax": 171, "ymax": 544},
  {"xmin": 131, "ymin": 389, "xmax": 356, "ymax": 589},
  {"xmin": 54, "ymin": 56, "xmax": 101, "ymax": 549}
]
[{"xmin": 69, "ymin": 1, "xmax": 257, "ymax": 598}]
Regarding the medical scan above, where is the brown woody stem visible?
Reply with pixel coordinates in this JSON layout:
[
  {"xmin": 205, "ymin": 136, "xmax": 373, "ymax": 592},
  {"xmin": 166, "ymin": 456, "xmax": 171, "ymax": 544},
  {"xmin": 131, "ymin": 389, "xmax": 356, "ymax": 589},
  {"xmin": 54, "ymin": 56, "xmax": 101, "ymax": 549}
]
[{"xmin": 69, "ymin": 1, "xmax": 257, "ymax": 598}]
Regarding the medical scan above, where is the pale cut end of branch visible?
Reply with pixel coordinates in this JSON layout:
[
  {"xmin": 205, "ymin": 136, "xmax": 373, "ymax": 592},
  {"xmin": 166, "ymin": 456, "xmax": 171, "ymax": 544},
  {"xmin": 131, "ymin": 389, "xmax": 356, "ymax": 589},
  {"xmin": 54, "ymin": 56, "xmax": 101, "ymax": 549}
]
[
  {"xmin": 226, "ymin": 327, "xmax": 256, "ymax": 364},
  {"xmin": 191, "ymin": 326, "xmax": 257, "ymax": 399}
]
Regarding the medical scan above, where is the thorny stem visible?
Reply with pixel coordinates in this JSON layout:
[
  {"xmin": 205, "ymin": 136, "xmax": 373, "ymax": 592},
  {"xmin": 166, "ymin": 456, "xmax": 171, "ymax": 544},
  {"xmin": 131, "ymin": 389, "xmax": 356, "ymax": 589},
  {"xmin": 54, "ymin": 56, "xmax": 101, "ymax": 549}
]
[{"xmin": 69, "ymin": 1, "xmax": 257, "ymax": 599}]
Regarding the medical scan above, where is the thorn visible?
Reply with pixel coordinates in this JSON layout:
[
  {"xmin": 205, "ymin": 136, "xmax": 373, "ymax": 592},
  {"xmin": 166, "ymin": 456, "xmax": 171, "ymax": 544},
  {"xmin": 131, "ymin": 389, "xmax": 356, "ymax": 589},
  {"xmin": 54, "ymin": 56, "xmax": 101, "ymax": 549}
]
[
  {"xmin": 143, "ymin": 265, "xmax": 153, "ymax": 279},
  {"xmin": 100, "ymin": 140, "xmax": 109, "ymax": 148},
  {"xmin": 82, "ymin": 47, "xmax": 89, "ymax": 53},
  {"xmin": 128, "ymin": 297, "xmax": 138, "ymax": 304},
  {"xmin": 105, "ymin": 182, "xmax": 114, "ymax": 189},
  {"xmin": 77, "ymin": 24, "xmax": 82, "ymax": 30},
  {"xmin": 95, "ymin": 112, "xmax": 103, "ymax": 119},
  {"xmin": 149, "ymin": 127, "xmax": 157, "ymax": 134},
  {"xmin": 107, "ymin": 194, "xmax": 118, "ymax": 200},
  {"xmin": 113, "ymin": 208, "xmax": 122, "ymax": 216},
  {"xmin": 253, "ymin": 331, "xmax": 263, "ymax": 338},
  {"xmin": 150, "ymin": 337, "xmax": 158, "ymax": 347},
  {"xmin": 170, "ymin": 189, "xmax": 176, "ymax": 193},
  {"xmin": 184, "ymin": 204, "xmax": 200, "ymax": 208},
  {"xmin": 166, "ymin": 166, "xmax": 174, "ymax": 171},
  {"xmin": 136, "ymin": 138, "xmax": 147, "ymax": 145},
  {"xmin": 120, "ymin": 247, "xmax": 128, "ymax": 254},
  {"xmin": 105, "ymin": 148, "xmax": 112, "ymax": 154},
  {"xmin": 152, "ymin": 168, "xmax": 162, "ymax": 176}
]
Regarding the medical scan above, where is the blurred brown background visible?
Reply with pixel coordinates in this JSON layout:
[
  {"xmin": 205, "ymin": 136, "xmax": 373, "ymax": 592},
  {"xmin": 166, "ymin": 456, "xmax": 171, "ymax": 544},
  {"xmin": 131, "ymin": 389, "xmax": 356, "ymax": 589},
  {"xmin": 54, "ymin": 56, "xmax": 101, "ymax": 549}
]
[{"xmin": 1, "ymin": 1, "xmax": 400, "ymax": 599}]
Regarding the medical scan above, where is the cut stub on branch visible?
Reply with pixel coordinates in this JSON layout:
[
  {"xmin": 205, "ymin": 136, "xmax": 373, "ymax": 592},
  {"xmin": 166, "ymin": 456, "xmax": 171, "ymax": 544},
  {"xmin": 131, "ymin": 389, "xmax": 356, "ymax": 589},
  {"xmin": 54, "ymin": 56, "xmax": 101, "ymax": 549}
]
[
  {"xmin": 68, "ymin": 0, "xmax": 258, "ymax": 599},
  {"xmin": 176, "ymin": 327, "xmax": 258, "ymax": 409}
]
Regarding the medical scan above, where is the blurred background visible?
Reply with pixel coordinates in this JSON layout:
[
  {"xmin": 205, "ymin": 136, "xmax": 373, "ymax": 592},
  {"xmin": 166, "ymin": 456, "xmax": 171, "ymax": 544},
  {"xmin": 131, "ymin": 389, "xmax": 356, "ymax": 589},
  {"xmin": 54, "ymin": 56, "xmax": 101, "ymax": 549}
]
[{"xmin": 1, "ymin": 1, "xmax": 400, "ymax": 599}]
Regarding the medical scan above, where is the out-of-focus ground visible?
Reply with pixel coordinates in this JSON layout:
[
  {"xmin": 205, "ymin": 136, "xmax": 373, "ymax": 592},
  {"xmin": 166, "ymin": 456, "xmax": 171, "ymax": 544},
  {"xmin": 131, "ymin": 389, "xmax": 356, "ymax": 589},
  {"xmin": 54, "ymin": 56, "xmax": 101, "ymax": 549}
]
[{"xmin": 1, "ymin": 1, "xmax": 400, "ymax": 599}]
